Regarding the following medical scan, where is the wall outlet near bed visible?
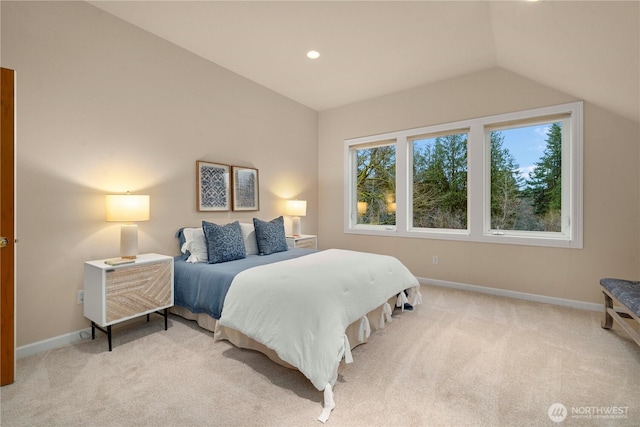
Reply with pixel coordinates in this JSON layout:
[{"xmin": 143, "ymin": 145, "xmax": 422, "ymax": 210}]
[
  {"xmin": 77, "ymin": 290, "xmax": 84, "ymax": 305},
  {"xmin": 432, "ymin": 256, "xmax": 439, "ymax": 265}
]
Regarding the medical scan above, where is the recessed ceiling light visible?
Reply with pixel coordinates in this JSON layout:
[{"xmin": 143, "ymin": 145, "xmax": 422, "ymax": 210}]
[{"xmin": 307, "ymin": 50, "xmax": 320, "ymax": 59}]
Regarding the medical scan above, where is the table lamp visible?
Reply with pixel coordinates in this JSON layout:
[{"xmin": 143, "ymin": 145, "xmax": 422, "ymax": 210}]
[
  {"xmin": 106, "ymin": 193, "xmax": 150, "ymax": 259},
  {"xmin": 285, "ymin": 200, "xmax": 307, "ymax": 237}
]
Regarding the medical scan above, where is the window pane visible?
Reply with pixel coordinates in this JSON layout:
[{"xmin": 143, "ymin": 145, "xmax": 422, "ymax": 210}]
[
  {"xmin": 490, "ymin": 122, "xmax": 562, "ymax": 232},
  {"xmin": 356, "ymin": 145, "xmax": 396, "ymax": 226},
  {"xmin": 412, "ymin": 133, "xmax": 468, "ymax": 229}
]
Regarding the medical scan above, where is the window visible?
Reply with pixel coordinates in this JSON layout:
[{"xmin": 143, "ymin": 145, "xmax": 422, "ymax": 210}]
[
  {"xmin": 351, "ymin": 141, "xmax": 396, "ymax": 228},
  {"xmin": 344, "ymin": 102, "xmax": 583, "ymax": 248},
  {"xmin": 488, "ymin": 118, "xmax": 569, "ymax": 234},
  {"xmin": 411, "ymin": 130, "xmax": 468, "ymax": 230}
]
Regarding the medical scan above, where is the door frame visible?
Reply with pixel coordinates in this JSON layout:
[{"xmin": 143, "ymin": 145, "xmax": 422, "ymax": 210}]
[{"xmin": 1, "ymin": 67, "xmax": 16, "ymax": 386}]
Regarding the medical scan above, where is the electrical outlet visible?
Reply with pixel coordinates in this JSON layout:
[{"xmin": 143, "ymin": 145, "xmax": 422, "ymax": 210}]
[
  {"xmin": 77, "ymin": 290, "xmax": 84, "ymax": 305},
  {"xmin": 432, "ymin": 256, "xmax": 439, "ymax": 265}
]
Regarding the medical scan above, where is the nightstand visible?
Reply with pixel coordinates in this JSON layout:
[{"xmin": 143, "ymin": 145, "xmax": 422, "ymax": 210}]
[
  {"xmin": 286, "ymin": 234, "xmax": 317, "ymax": 250},
  {"xmin": 83, "ymin": 253, "xmax": 174, "ymax": 351}
]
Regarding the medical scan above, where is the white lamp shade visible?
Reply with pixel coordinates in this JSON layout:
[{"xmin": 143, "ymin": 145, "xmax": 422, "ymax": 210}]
[
  {"xmin": 106, "ymin": 194, "xmax": 150, "ymax": 222},
  {"xmin": 284, "ymin": 200, "xmax": 307, "ymax": 217}
]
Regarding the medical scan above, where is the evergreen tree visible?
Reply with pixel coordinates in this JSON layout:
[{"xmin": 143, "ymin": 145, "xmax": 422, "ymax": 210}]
[
  {"xmin": 524, "ymin": 123, "xmax": 562, "ymax": 230},
  {"xmin": 490, "ymin": 131, "xmax": 524, "ymax": 230},
  {"xmin": 412, "ymin": 134, "xmax": 467, "ymax": 228}
]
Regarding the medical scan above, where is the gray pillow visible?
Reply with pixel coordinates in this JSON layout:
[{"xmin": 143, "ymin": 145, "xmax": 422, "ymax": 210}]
[
  {"xmin": 253, "ymin": 216, "xmax": 288, "ymax": 255},
  {"xmin": 202, "ymin": 220, "xmax": 246, "ymax": 264}
]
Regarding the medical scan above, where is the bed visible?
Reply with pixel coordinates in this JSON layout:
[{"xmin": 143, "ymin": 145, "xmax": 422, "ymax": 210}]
[{"xmin": 172, "ymin": 218, "xmax": 421, "ymax": 422}]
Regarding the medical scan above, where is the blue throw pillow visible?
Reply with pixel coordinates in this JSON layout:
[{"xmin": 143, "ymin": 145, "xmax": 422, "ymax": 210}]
[
  {"xmin": 202, "ymin": 221, "xmax": 246, "ymax": 264},
  {"xmin": 176, "ymin": 228, "xmax": 189, "ymax": 260},
  {"xmin": 253, "ymin": 216, "xmax": 288, "ymax": 255}
]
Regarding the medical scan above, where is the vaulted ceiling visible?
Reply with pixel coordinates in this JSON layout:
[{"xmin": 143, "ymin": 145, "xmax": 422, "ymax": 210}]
[{"xmin": 89, "ymin": 1, "xmax": 639, "ymax": 123}]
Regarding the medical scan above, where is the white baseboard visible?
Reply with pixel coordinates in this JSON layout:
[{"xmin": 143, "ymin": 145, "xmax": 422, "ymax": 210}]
[
  {"xmin": 17, "ymin": 279, "xmax": 601, "ymax": 359},
  {"xmin": 17, "ymin": 316, "xmax": 162, "ymax": 359},
  {"xmin": 418, "ymin": 277, "xmax": 601, "ymax": 312},
  {"xmin": 16, "ymin": 327, "xmax": 92, "ymax": 359}
]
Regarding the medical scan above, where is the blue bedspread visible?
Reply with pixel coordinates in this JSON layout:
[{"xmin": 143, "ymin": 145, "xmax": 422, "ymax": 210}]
[{"xmin": 174, "ymin": 248, "xmax": 316, "ymax": 319}]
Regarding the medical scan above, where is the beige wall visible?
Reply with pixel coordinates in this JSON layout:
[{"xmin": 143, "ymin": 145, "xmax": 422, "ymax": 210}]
[
  {"xmin": 2, "ymin": 1, "xmax": 318, "ymax": 347},
  {"xmin": 318, "ymin": 68, "xmax": 640, "ymax": 305},
  {"xmin": 3, "ymin": 1, "xmax": 638, "ymax": 348}
]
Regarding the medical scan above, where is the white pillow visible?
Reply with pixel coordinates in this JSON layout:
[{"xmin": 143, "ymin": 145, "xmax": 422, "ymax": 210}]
[
  {"xmin": 240, "ymin": 222, "xmax": 259, "ymax": 256},
  {"xmin": 181, "ymin": 227, "xmax": 208, "ymax": 263}
]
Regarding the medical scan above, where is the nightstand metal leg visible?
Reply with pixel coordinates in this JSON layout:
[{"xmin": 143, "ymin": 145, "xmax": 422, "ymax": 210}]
[
  {"xmin": 91, "ymin": 322, "xmax": 113, "ymax": 351},
  {"xmin": 90, "ymin": 308, "xmax": 170, "ymax": 352},
  {"xmin": 151, "ymin": 308, "xmax": 169, "ymax": 330},
  {"xmin": 164, "ymin": 308, "xmax": 168, "ymax": 330}
]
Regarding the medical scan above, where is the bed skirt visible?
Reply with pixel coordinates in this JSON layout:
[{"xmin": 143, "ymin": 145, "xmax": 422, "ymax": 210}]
[{"xmin": 170, "ymin": 297, "xmax": 395, "ymax": 370}]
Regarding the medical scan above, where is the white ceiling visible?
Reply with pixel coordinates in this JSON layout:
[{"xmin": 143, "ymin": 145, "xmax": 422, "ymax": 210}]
[{"xmin": 89, "ymin": 1, "xmax": 639, "ymax": 123}]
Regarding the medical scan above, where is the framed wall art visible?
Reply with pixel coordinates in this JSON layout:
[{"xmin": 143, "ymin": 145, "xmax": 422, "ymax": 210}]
[
  {"xmin": 196, "ymin": 161, "xmax": 231, "ymax": 211},
  {"xmin": 231, "ymin": 166, "xmax": 259, "ymax": 211}
]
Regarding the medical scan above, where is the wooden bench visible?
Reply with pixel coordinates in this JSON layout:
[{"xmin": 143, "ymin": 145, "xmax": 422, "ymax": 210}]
[{"xmin": 600, "ymin": 278, "xmax": 640, "ymax": 347}]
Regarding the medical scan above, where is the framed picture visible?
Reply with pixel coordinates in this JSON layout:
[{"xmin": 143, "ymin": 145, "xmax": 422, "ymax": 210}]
[
  {"xmin": 196, "ymin": 161, "xmax": 231, "ymax": 211},
  {"xmin": 232, "ymin": 166, "xmax": 259, "ymax": 211}
]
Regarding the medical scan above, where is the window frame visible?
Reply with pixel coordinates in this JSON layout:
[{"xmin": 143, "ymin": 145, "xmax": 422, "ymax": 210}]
[
  {"xmin": 346, "ymin": 139, "xmax": 399, "ymax": 233},
  {"xmin": 344, "ymin": 101, "xmax": 583, "ymax": 248},
  {"xmin": 408, "ymin": 128, "xmax": 470, "ymax": 233},
  {"xmin": 351, "ymin": 140, "xmax": 398, "ymax": 230}
]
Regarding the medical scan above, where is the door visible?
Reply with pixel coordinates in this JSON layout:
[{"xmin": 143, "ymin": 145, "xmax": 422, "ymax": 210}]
[{"xmin": 1, "ymin": 67, "xmax": 15, "ymax": 386}]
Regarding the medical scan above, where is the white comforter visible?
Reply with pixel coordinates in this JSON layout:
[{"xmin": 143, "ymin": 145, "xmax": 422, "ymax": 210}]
[{"xmin": 216, "ymin": 249, "xmax": 420, "ymax": 397}]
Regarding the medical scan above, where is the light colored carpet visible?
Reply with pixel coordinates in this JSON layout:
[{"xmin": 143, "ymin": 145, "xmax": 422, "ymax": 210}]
[{"xmin": 1, "ymin": 285, "xmax": 639, "ymax": 426}]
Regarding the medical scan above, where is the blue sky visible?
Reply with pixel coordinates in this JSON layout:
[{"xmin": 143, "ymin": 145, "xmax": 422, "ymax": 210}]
[
  {"xmin": 500, "ymin": 124, "xmax": 552, "ymax": 182},
  {"xmin": 412, "ymin": 124, "xmax": 555, "ymax": 183}
]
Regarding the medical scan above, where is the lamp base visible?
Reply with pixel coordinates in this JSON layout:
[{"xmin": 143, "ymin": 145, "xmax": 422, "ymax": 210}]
[
  {"xmin": 291, "ymin": 216, "xmax": 301, "ymax": 237},
  {"xmin": 120, "ymin": 224, "xmax": 139, "ymax": 259}
]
